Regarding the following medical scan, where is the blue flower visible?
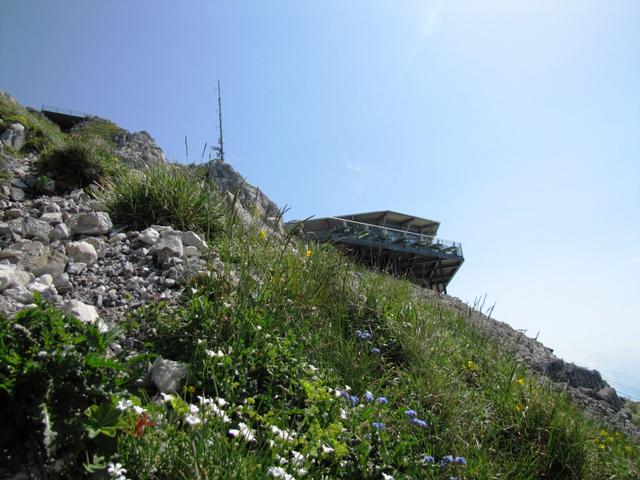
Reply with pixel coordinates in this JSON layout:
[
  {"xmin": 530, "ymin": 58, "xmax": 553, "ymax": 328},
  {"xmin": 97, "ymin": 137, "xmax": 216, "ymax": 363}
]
[
  {"xmin": 421, "ymin": 455, "xmax": 435, "ymax": 464},
  {"xmin": 440, "ymin": 455, "xmax": 454, "ymax": 467},
  {"xmin": 404, "ymin": 409, "xmax": 418, "ymax": 418},
  {"xmin": 355, "ymin": 330, "xmax": 372, "ymax": 340},
  {"xmin": 339, "ymin": 390, "xmax": 350, "ymax": 400},
  {"xmin": 371, "ymin": 347, "xmax": 381, "ymax": 354},
  {"xmin": 364, "ymin": 391, "xmax": 374, "ymax": 402},
  {"xmin": 376, "ymin": 396, "xmax": 388, "ymax": 404},
  {"xmin": 409, "ymin": 418, "xmax": 428, "ymax": 428},
  {"xmin": 349, "ymin": 395, "xmax": 359, "ymax": 406},
  {"xmin": 372, "ymin": 422, "xmax": 385, "ymax": 429},
  {"xmin": 453, "ymin": 456, "xmax": 466, "ymax": 466}
]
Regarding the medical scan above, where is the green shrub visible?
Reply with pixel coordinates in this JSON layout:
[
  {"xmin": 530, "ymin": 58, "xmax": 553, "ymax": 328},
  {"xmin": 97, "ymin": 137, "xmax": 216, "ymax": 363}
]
[
  {"xmin": 36, "ymin": 137, "xmax": 123, "ymax": 189},
  {"xmin": 0, "ymin": 299, "xmax": 125, "ymax": 477},
  {"xmin": 99, "ymin": 166, "xmax": 225, "ymax": 236},
  {"xmin": 70, "ymin": 119, "xmax": 126, "ymax": 148}
]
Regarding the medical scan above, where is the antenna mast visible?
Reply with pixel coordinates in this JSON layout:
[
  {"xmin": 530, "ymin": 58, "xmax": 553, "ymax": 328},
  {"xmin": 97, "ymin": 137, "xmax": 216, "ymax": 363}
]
[{"xmin": 216, "ymin": 80, "xmax": 225, "ymax": 163}]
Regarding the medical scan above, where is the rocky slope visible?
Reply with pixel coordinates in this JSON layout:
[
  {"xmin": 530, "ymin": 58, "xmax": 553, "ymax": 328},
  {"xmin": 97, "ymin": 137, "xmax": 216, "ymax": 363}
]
[{"xmin": 1, "ymin": 93, "xmax": 637, "ymax": 443}]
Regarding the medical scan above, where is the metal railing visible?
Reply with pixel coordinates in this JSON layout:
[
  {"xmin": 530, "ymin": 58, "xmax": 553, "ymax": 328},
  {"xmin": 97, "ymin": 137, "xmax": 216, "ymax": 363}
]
[
  {"xmin": 304, "ymin": 217, "xmax": 463, "ymax": 257},
  {"xmin": 41, "ymin": 105, "xmax": 89, "ymax": 119}
]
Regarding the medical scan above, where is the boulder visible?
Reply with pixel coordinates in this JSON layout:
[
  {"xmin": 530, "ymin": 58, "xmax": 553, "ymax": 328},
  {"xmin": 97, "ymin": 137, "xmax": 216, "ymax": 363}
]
[
  {"xmin": 0, "ymin": 264, "xmax": 31, "ymax": 291},
  {"xmin": 181, "ymin": 231, "xmax": 208, "ymax": 251},
  {"xmin": 139, "ymin": 227, "xmax": 160, "ymax": 246},
  {"xmin": 62, "ymin": 299, "xmax": 99, "ymax": 324},
  {"xmin": 150, "ymin": 357, "xmax": 188, "ymax": 393},
  {"xmin": 50, "ymin": 223, "xmax": 70, "ymax": 241},
  {"xmin": 0, "ymin": 122, "xmax": 26, "ymax": 150},
  {"xmin": 67, "ymin": 212, "xmax": 112, "ymax": 235},
  {"xmin": 66, "ymin": 241, "xmax": 98, "ymax": 265},
  {"xmin": 22, "ymin": 217, "xmax": 53, "ymax": 240},
  {"xmin": 23, "ymin": 247, "xmax": 68, "ymax": 276}
]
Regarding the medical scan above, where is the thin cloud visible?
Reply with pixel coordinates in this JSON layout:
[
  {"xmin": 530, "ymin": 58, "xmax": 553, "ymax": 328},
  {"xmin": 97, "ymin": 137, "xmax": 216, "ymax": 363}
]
[
  {"xmin": 401, "ymin": 0, "xmax": 446, "ymax": 76},
  {"xmin": 346, "ymin": 161, "xmax": 365, "ymax": 176}
]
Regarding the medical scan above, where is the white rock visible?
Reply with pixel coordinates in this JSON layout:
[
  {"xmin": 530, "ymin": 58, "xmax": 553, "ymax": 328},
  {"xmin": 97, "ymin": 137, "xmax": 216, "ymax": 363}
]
[
  {"xmin": 4, "ymin": 286, "xmax": 34, "ymax": 304},
  {"xmin": 39, "ymin": 212, "xmax": 63, "ymax": 224},
  {"xmin": 50, "ymin": 223, "xmax": 70, "ymax": 241},
  {"xmin": 139, "ymin": 227, "xmax": 160, "ymax": 245},
  {"xmin": 26, "ymin": 281, "xmax": 49, "ymax": 294},
  {"xmin": 0, "ymin": 122, "xmax": 26, "ymax": 150},
  {"xmin": 66, "ymin": 241, "xmax": 98, "ymax": 265},
  {"xmin": 182, "ymin": 231, "xmax": 208, "ymax": 251},
  {"xmin": 150, "ymin": 236, "xmax": 184, "ymax": 265},
  {"xmin": 62, "ymin": 300, "xmax": 99, "ymax": 324},
  {"xmin": 0, "ymin": 264, "xmax": 31, "ymax": 291},
  {"xmin": 36, "ymin": 274, "xmax": 53, "ymax": 287},
  {"xmin": 67, "ymin": 212, "xmax": 112, "ymax": 235},
  {"xmin": 82, "ymin": 236, "xmax": 104, "ymax": 251},
  {"xmin": 150, "ymin": 357, "xmax": 188, "ymax": 393}
]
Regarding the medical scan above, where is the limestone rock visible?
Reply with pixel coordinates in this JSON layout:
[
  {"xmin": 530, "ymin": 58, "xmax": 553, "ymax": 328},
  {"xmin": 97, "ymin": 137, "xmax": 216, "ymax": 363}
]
[
  {"xmin": 113, "ymin": 131, "xmax": 167, "ymax": 169},
  {"xmin": 67, "ymin": 212, "xmax": 112, "ymax": 235},
  {"xmin": 150, "ymin": 357, "xmax": 188, "ymax": 393},
  {"xmin": 150, "ymin": 236, "xmax": 183, "ymax": 265},
  {"xmin": 62, "ymin": 299, "xmax": 99, "ymax": 324},
  {"xmin": 50, "ymin": 223, "xmax": 70, "ymax": 241},
  {"xmin": 66, "ymin": 241, "xmax": 98, "ymax": 265},
  {"xmin": 0, "ymin": 264, "xmax": 31, "ymax": 291},
  {"xmin": 181, "ymin": 231, "xmax": 207, "ymax": 251},
  {"xmin": 22, "ymin": 217, "xmax": 53, "ymax": 240},
  {"xmin": 139, "ymin": 227, "xmax": 160, "ymax": 246},
  {"xmin": 0, "ymin": 122, "xmax": 26, "ymax": 151}
]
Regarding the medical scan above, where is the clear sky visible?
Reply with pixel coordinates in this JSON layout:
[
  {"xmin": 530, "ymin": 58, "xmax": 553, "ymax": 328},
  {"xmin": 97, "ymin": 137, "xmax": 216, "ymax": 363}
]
[{"xmin": 2, "ymin": 1, "xmax": 639, "ymax": 399}]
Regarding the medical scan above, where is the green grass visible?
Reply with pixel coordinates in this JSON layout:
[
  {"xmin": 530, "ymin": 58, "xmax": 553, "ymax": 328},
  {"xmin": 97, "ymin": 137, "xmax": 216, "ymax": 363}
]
[
  {"xmin": 1, "ymin": 172, "xmax": 639, "ymax": 479},
  {"xmin": 71, "ymin": 118, "xmax": 127, "ymax": 148},
  {"xmin": 98, "ymin": 166, "xmax": 225, "ymax": 236}
]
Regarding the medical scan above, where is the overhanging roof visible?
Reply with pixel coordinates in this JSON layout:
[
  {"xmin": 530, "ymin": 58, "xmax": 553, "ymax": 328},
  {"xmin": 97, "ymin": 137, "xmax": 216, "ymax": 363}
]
[{"xmin": 298, "ymin": 210, "xmax": 440, "ymax": 236}]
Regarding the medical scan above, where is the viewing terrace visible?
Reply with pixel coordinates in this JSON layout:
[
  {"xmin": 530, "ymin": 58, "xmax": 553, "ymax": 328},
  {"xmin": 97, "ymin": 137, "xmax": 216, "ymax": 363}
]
[{"xmin": 289, "ymin": 211, "xmax": 464, "ymax": 293}]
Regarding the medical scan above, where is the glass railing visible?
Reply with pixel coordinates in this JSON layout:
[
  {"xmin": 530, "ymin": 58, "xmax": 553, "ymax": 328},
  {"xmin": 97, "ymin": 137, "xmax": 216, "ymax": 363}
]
[{"xmin": 302, "ymin": 217, "xmax": 463, "ymax": 257}]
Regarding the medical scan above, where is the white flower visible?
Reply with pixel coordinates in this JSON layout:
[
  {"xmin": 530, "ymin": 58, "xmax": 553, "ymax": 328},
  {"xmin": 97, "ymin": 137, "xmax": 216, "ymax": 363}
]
[
  {"xmin": 267, "ymin": 466, "xmax": 295, "ymax": 480},
  {"xmin": 290, "ymin": 450, "xmax": 305, "ymax": 466},
  {"xmin": 188, "ymin": 404, "xmax": 200, "ymax": 414},
  {"xmin": 107, "ymin": 462, "xmax": 128, "ymax": 480},
  {"xmin": 204, "ymin": 349, "xmax": 225, "ymax": 358},
  {"xmin": 276, "ymin": 455, "xmax": 289, "ymax": 465},
  {"xmin": 131, "ymin": 405, "xmax": 146, "ymax": 415},
  {"xmin": 159, "ymin": 393, "xmax": 174, "ymax": 402},
  {"xmin": 321, "ymin": 444, "xmax": 334, "ymax": 454},
  {"xmin": 228, "ymin": 422, "xmax": 256, "ymax": 442},
  {"xmin": 296, "ymin": 468, "xmax": 308, "ymax": 477},
  {"xmin": 116, "ymin": 399, "xmax": 133, "ymax": 412},
  {"xmin": 216, "ymin": 397, "xmax": 228, "ymax": 407},
  {"xmin": 340, "ymin": 408, "xmax": 348, "ymax": 420},
  {"xmin": 185, "ymin": 413, "xmax": 201, "ymax": 426},
  {"xmin": 197, "ymin": 395, "xmax": 212, "ymax": 406},
  {"xmin": 382, "ymin": 474, "xmax": 394, "ymax": 480},
  {"xmin": 271, "ymin": 425, "xmax": 296, "ymax": 442}
]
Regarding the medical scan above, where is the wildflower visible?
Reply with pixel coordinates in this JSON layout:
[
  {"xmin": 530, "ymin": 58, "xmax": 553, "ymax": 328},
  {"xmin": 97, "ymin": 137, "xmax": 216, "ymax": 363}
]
[
  {"xmin": 409, "ymin": 418, "xmax": 428, "ymax": 428},
  {"xmin": 267, "ymin": 466, "xmax": 295, "ymax": 480},
  {"xmin": 205, "ymin": 349, "xmax": 225, "ymax": 358},
  {"xmin": 159, "ymin": 393, "xmax": 174, "ymax": 402},
  {"xmin": 372, "ymin": 422, "xmax": 385, "ymax": 430},
  {"xmin": 421, "ymin": 455, "xmax": 435, "ymax": 464},
  {"xmin": 349, "ymin": 395, "xmax": 359, "ymax": 406},
  {"xmin": 340, "ymin": 408, "xmax": 348, "ymax": 420},
  {"xmin": 271, "ymin": 425, "xmax": 296, "ymax": 442},
  {"xmin": 376, "ymin": 396, "xmax": 388, "ymax": 404},
  {"xmin": 598, "ymin": 443, "xmax": 606, "ymax": 449},
  {"xmin": 466, "ymin": 360, "xmax": 477, "ymax": 371},
  {"xmin": 116, "ymin": 399, "xmax": 133, "ymax": 411},
  {"xmin": 186, "ymin": 385, "xmax": 196, "ymax": 394},
  {"xmin": 216, "ymin": 397, "xmax": 228, "ymax": 407},
  {"xmin": 339, "ymin": 390, "xmax": 350, "ymax": 400},
  {"xmin": 259, "ymin": 229, "xmax": 268, "ymax": 240},
  {"xmin": 321, "ymin": 444, "xmax": 335, "ymax": 454},
  {"xmin": 516, "ymin": 377, "xmax": 525, "ymax": 385},
  {"xmin": 185, "ymin": 404, "xmax": 201, "ymax": 425},
  {"xmin": 296, "ymin": 468, "xmax": 308, "ymax": 477},
  {"xmin": 355, "ymin": 330, "xmax": 371, "ymax": 340},
  {"xmin": 404, "ymin": 409, "xmax": 418, "ymax": 418},
  {"xmin": 382, "ymin": 474, "xmax": 394, "ymax": 480},
  {"xmin": 371, "ymin": 347, "xmax": 381, "ymax": 354},
  {"xmin": 290, "ymin": 450, "xmax": 305, "ymax": 466},
  {"xmin": 453, "ymin": 456, "xmax": 466, "ymax": 466},
  {"xmin": 306, "ymin": 249, "xmax": 313, "ymax": 257},
  {"xmin": 515, "ymin": 402, "xmax": 524, "ymax": 413},
  {"xmin": 131, "ymin": 405, "xmax": 146, "ymax": 415},
  {"xmin": 364, "ymin": 391, "xmax": 374, "ymax": 402},
  {"xmin": 228, "ymin": 422, "xmax": 256, "ymax": 442},
  {"xmin": 440, "ymin": 455, "xmax": 454, "ymax": 469},
  {"xmin": 107, "ymin": 462, "xmax": 128, "ymax": 480}
]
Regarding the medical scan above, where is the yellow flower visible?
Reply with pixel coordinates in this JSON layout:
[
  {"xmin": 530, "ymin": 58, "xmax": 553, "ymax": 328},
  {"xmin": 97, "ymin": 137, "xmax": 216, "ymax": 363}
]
[
  {"xmin": 466, "ymin": 360, "xmax": 477, "ymax": 371},
  {"xmin": 306, "ymin": 249, "xmax": 313, "ymax": 258},
  {"xmin": 598, "ymin": 443, "xmax": 606, "ymax": 450},
  {"xmin": 515, "ymin": 402, "xmax": 524, "ymax": 413},
  {"xmin": 599, "ymin": 429, "xmax": 608, "ymax": 437},
  {"xmin": 259, "ymin": 229, "xmax": 268, "ymax": 240},
  {"xmin": 186, "ymin": 385, "xmax": 196, "ymax": 394},
  {"xmin": 516, "ymin": 377, "xmax": 525, "ymax": 385}
]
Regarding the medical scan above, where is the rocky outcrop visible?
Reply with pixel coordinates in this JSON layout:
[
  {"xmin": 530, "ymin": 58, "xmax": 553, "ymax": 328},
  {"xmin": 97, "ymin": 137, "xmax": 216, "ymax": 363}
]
[
  {"xmin": 205, "ymin": 159, "xmax": 283, "ymax": 235},
  {"xmin": 0, "ymin": 123, "xmax": 26, "ymax": 151},
  {"xmin": 114, "ymin": 130, "xmax": 167, "ymax": 169}
]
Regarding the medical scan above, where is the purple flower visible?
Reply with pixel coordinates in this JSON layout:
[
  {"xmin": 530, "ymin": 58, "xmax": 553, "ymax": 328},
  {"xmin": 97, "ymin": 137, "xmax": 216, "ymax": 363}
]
[
  {"xmin": 422, "ymin": 455, "xmax": 435, "ymax": 464},
  {"xmin": 371, "ymin": 347, "xmax": 381, "ymax": 354},
  {"xmin": 440, "ymin": 455, "xmax": 454, "ymax": 467},
  {"xmin": 453, "ymin": 456, "xmax": 466, "ymax": 466},
  {"xmin": 364, "ymin": 391, "xmax": 374, "ymax": 402},
  {"xmin": 349, "ymin": 395, "xmax": 359, "ymax": 406},
  {"xmin": 404, "ymin": 409, "xmax": 418, "ymax": 418},
  {"xmin": 376, "ymin": 396, "xmax": 388, "ymax": 404},
  {"xmin": 409, "ymin": 418, "xmax": 428, "ymax": 428},
  {"xmin": 372, "ymin": 422, "xmax": 385, "ymax": 430},
  {"xmin": 339, "ymin": 390, "xmax": 350, "ymax": 400}
]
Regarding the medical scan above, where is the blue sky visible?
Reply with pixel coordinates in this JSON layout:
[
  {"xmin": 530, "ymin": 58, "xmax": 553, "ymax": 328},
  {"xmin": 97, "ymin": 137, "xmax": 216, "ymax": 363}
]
[{"xmin": 2, "ymin": 0, "xmax": 639, "ymax": 399}]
